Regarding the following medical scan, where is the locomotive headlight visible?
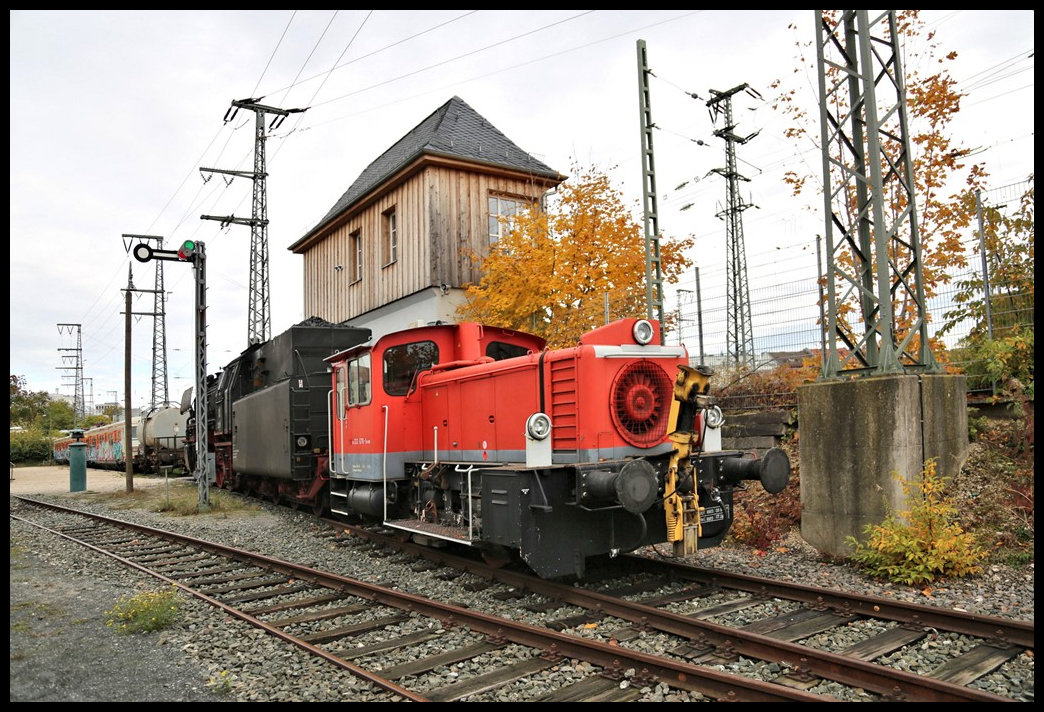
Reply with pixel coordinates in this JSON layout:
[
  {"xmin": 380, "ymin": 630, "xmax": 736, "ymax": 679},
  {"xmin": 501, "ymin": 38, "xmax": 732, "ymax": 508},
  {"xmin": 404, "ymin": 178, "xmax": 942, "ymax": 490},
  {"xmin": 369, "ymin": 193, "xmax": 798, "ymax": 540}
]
[
  {"xmin": 296, "ymin": 435, "xmax": 310, "ymax": 449},
  {"xmin": 526, "ymin": 412, "xmax": 552, "ymax": 441},
  {"xmin": 632, "ymin": 319, "xmax": 654, "ymax": 345},
  {"xmin": 705, "ymin": 405, "xmax": 724, "ymax": 429}
]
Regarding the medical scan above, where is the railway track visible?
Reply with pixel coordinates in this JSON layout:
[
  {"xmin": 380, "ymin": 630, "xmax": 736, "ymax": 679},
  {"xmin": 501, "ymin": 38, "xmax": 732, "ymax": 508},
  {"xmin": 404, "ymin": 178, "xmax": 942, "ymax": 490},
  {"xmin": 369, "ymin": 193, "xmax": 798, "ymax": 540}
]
[
  {"xmin": 327, "ymin": 518, "xmax": 1033, "ymax": 702},
  {"xmin": 12, "ymin": 496, "xmax": 1033, "ymax": 702}
]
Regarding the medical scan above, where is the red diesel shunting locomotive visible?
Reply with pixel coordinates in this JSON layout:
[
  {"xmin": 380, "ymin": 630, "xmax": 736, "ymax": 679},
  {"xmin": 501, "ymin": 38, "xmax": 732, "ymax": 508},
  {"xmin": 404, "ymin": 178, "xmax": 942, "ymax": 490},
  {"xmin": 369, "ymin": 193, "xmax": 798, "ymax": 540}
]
[{"xmin": 324, "ymin": 317, "xmax": 789, "ymax": 579}]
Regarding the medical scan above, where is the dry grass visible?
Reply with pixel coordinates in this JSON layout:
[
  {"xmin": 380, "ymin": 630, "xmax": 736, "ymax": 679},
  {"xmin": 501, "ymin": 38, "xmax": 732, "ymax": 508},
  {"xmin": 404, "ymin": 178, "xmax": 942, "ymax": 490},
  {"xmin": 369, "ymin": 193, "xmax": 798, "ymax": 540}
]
[{"xmin": 73, "ymin": 480, "xmax": 264, "ymax": 518}]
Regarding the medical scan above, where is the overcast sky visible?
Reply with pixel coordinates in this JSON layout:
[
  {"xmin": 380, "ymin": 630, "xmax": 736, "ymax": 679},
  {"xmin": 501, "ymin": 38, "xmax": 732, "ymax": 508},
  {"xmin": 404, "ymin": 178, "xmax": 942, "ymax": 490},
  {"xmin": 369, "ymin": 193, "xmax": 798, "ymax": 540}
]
[{"xmin": 9, "ymin": 10, "xmax": 1034, "ymax": 411}]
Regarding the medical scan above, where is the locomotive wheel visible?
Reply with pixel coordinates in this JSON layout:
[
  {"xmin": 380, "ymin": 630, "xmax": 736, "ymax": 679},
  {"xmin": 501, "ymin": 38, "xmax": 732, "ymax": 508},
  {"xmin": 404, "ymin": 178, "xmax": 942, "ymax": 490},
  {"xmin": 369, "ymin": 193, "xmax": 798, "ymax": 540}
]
[
  {"xmin": 312, "ymin": 492, "xmax": 329, "ymax": 517},
  {"xmin": 394, "ymin": 530, "xmax": 412, "ymax": 543},
  {"xmin": 480, "ymin": 545, "xmax": 512, "ymax": 569}
]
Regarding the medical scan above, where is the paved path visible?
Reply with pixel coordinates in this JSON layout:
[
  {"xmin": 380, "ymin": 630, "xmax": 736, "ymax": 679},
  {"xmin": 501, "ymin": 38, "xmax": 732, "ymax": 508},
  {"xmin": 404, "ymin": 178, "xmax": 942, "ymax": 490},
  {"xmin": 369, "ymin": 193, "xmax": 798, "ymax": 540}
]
[{"xmin": 10, "ymin": 465, "xmax": 172, "ymax": 496}]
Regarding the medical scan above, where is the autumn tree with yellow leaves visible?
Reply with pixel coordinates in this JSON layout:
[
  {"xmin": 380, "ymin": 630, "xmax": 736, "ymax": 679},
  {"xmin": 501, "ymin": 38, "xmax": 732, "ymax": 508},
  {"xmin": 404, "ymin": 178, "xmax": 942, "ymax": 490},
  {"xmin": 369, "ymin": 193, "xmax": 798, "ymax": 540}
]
[{"xmin": 456, "ymin": 162, "xmax": 695, "ymax": 349}]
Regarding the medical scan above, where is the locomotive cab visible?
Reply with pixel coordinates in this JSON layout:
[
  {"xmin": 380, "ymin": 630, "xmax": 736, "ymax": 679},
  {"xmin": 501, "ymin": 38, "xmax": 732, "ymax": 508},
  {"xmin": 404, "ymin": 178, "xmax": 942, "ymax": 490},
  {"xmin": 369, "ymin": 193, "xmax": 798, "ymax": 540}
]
[{"xmin": 325, "ymin": 322, "xmax": 545, "ymax": 520}]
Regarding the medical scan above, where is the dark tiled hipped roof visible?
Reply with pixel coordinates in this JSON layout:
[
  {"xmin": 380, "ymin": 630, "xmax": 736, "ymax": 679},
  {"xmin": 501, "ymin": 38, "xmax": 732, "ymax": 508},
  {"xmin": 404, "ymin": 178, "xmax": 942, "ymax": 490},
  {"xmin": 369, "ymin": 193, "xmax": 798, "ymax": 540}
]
[{"xmin": 296, "ymin": 96, "xmax": 562, "ymax": 247}]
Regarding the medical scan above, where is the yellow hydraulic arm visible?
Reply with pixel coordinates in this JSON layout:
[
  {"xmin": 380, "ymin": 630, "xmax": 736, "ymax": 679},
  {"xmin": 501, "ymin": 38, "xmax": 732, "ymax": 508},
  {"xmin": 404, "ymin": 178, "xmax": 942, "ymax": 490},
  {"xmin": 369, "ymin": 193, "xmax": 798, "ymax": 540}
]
[{"xmin": 663, "ymin": 365, "xmax": 712, "ymax": 557}]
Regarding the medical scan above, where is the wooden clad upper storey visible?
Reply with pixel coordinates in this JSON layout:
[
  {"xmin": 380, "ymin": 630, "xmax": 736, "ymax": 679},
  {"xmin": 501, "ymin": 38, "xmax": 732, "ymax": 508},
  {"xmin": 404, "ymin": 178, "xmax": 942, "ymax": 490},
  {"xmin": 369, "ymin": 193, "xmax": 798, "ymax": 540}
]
[{"xmin": 288, "ymin": 96, "xmax": 566, "ymax": 330}]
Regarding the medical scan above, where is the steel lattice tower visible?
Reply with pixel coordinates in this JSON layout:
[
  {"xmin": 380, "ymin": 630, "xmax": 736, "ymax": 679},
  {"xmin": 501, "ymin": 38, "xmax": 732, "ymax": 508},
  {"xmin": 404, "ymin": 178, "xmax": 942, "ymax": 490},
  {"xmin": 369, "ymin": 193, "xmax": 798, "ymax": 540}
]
[
  {"xmin": 708, "ymin": 84, "xmax": 759, "ymax": 370},
  {"xmin": 151, "ymin": 252, "xmax": 170, "ymax": 407},
  {"xmin": 123, "ymin": 234, "xmax": 171, "ymax": 408},
  {"xmin": 202, "ymin": 99, "xmax": 305, "ymax": 347},
  {"xmin": 815, "ymin": 10, "xmax": 937, "ymax": 376},
  {"xmin": 82, "ymin": 377, "xmax": 93, "ymax": 418},
  {"xmin": 56, "ymin": 323, "xmax": 85, "ymax": 426}
]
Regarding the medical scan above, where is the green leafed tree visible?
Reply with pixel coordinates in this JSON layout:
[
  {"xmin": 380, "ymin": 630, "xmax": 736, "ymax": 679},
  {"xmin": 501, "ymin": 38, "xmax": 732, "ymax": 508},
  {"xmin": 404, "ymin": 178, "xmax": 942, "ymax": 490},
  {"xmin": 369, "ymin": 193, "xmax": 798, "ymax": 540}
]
[
  {"xmin": 10, "ymin": 375, "xmax": 76, "ymax": 433},
  {"xmin": 940, "ymin": 179, "xmax": 1034, "ymax": 401},
  {"xmin": 456, "ymin": 161, "xmax": 695, "ymax": 349},
  {"xmin": 10, "ymin": 375, "xmax": 49, "ymax": 428}
]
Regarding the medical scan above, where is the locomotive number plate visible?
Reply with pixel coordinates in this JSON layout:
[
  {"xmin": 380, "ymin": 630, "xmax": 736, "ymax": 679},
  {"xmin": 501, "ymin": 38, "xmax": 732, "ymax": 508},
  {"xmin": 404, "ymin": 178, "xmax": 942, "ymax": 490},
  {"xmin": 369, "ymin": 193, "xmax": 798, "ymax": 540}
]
[{"xmin": 701, "ymin": 504, "xmax": 727, "ymax": 523}]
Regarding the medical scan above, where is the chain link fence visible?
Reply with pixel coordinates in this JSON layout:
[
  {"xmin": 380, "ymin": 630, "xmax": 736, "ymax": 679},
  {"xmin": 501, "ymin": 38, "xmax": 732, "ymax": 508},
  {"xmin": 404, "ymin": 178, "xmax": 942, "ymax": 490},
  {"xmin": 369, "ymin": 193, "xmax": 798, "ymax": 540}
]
[{"xmin": 673, "ymin": 178, "xmax": 1034, "ymax": 411}]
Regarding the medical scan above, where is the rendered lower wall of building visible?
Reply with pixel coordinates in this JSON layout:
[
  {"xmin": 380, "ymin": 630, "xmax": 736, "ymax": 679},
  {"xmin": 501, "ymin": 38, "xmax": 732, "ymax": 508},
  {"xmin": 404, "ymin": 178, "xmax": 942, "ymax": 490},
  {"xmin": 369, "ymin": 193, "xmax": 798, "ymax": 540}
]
[{"xmin": 346, "ymin": 287, "xmax": 466, "ymax": 339}]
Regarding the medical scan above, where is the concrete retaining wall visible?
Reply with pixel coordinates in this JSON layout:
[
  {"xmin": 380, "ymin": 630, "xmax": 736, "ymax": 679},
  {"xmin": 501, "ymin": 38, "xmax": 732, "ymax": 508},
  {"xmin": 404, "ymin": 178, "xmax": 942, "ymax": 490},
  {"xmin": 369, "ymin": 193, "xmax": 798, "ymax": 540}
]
[{"xmin": 797, "ymin": 373, "xmax": 968, "ymax": 557}]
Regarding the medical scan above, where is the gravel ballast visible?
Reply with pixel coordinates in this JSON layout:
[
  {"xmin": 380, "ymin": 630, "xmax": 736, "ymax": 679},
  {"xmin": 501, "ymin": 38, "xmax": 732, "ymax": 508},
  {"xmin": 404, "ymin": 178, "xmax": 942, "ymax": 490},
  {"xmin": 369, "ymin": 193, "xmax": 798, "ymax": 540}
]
[{"xmin": 10, "ymin": 483, "xmax": 1034, "ymax": 702}]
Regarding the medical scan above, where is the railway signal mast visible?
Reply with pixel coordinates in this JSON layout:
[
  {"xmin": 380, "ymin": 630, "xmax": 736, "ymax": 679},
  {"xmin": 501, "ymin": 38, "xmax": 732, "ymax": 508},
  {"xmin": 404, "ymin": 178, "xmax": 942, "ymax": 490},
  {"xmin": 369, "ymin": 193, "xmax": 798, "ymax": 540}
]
[{"xmin": 133, "ymin": 239, "xmax": 210, "ymax": 510}]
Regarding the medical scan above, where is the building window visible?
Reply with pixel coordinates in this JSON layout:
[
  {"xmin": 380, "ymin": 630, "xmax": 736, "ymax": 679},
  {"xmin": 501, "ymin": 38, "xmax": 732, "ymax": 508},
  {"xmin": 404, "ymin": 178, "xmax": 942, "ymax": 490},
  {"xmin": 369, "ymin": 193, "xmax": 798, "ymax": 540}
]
[
  {"xmin": 382, "ymin": 207, "xmax": 397, "ymax": 266},
  {"xmin": 349, "ymin": 230, "xmax": 362, "ymax": 284},
  {"xmin": 488, "ymin": 195, "xmax": 525, "ymax": 244}
]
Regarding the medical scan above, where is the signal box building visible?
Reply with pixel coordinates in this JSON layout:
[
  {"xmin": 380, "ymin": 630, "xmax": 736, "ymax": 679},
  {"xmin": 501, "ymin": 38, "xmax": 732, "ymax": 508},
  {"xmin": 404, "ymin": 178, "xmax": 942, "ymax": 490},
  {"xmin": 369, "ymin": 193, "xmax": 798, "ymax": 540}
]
[{"xmin": 288, "ymin": 96, "xmax": 566, "ymax": 338}]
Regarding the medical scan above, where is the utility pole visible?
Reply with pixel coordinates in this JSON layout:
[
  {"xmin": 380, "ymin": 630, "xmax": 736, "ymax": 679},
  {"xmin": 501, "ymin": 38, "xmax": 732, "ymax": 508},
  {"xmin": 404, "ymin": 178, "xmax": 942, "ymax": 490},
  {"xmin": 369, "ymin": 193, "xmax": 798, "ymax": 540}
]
[
  {"xmin": 124, "ymin": 265, "xmax": 134, "ymax": 491},
  {"xmin": 675, "ymin": 289, "xmax": 693, "ymax": 346},
  {"xmin": 56, "ymin": 323, "xmax": 84, "ymax": 427},
  {"xmin": 694, "ymin": 265, "xmax": 706, "ymax": 367},
  {"xmin": 201, "ymin": 98, "xmax": 306, "ymax": 347},
  {"xmin": 708, "ymin": 84, "xmax": 760, "ymax": 371},
  {"xmin": 636, "ymin": 41, "xmax": 666, "ymax": 340},
  {"xmin": 123, "ymin": 234, "xmax": 171, "ymax": 408}
]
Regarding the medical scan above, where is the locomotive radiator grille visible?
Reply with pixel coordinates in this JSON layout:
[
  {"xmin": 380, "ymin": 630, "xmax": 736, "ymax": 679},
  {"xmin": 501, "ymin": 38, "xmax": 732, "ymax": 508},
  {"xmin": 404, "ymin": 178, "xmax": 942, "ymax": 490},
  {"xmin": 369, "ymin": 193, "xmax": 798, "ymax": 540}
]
[
  {"xmin": 610, "ymin": 360, "xmax": 673, "ymax": 447},
  {"xmin": 549, "ymin": 359, "xmax": 578, "ymax": 451}
]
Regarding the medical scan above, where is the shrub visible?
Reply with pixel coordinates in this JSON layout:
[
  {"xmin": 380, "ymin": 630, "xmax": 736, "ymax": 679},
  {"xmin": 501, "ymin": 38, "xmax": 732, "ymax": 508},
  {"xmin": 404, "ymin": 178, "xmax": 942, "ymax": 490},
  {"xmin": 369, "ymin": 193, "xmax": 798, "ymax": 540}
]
[
  {"xmin": 728, "ymin": 439, "xmax": 802, "ymax": 550},
  {"xmin": 105, "ymin": 586, "xmax": 183, "ymax": 634},
  {"xmin": 715, "ymin": 358, "xmax": 819, "ymax": 411},
  {"xmin": 9, "ymin": 430, "xmax": 54, "ymax": 464},
  {"xmin": 846, "ymin": 458, "xmax": 987, "ymax": 585},
  {"xmin": 966, "ymin": 407, "xmax": 988, "ymax": 442}
]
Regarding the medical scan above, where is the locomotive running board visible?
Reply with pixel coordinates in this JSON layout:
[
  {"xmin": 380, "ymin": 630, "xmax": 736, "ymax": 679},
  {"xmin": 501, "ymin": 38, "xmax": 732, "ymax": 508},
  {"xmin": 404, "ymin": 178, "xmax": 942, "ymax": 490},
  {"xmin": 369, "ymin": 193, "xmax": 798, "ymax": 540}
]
[{"xmin": 383, "ymin": 518, "xmax": 475, "ymax": 546}]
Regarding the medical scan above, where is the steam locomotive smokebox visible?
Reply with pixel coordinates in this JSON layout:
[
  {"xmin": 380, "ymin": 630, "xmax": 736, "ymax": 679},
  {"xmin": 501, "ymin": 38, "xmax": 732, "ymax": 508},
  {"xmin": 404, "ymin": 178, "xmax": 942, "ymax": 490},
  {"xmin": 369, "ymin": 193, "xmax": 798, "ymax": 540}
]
[{"xmin": 229, "ymin": 321, "xmax": 370, "ymax": 481}]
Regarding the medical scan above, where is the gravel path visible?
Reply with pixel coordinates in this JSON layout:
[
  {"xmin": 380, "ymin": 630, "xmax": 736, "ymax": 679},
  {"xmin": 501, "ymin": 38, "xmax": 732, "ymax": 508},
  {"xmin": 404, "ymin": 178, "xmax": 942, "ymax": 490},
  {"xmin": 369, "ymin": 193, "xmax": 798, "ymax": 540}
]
[{"xmin": 10, "ymin": 538, "xmax": 228, "ymax": 702}]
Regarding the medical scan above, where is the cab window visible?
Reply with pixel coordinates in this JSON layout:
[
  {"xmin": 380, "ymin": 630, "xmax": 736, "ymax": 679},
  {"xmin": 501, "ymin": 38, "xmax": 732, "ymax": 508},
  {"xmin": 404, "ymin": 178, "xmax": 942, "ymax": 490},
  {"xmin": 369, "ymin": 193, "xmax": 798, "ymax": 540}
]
[
  {"xmin": 486, "ymin": 340, "xmax": 530, "ymax": 361},
  {"xmin": 348, "ymin": 353, "xmax": 372, "ymax": 406},
  {"xmin": 383, "ymin": 341, "xmax": 438, "ymax": 396},
  {"xmin": 337, "ymin": 353, "xmax": 372, "ymax": 411},
  {"xmin": 335, "ymin": 363, "xmax": 347, "ymax": 416}
]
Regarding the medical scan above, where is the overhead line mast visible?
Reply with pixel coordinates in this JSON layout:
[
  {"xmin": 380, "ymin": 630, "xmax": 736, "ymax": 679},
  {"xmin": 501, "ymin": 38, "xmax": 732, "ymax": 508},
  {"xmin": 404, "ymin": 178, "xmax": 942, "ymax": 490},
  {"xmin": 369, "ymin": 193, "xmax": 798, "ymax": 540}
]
[
  {"xmin": 707, "ymin": 84, "xmax": 760, "ymax": 371},
  {"xmin": 636, "ymin": 40, "xmax": 666, "ymax": 341},
  {"xmin": 201, "ymin": 98, "xmax": 306, "ymax": 347}
]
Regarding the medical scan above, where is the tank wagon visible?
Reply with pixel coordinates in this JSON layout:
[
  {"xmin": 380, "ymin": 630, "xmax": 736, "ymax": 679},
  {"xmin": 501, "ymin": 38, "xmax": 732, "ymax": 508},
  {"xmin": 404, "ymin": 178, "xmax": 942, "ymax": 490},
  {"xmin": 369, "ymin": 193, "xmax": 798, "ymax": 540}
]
[
  {"xmin": 139, "ymin": 405, "xmax": 188, "ymax": 473},
  {"xmin": 53, "ymin": 407, "xmax": 184, "ymax": 474}
]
